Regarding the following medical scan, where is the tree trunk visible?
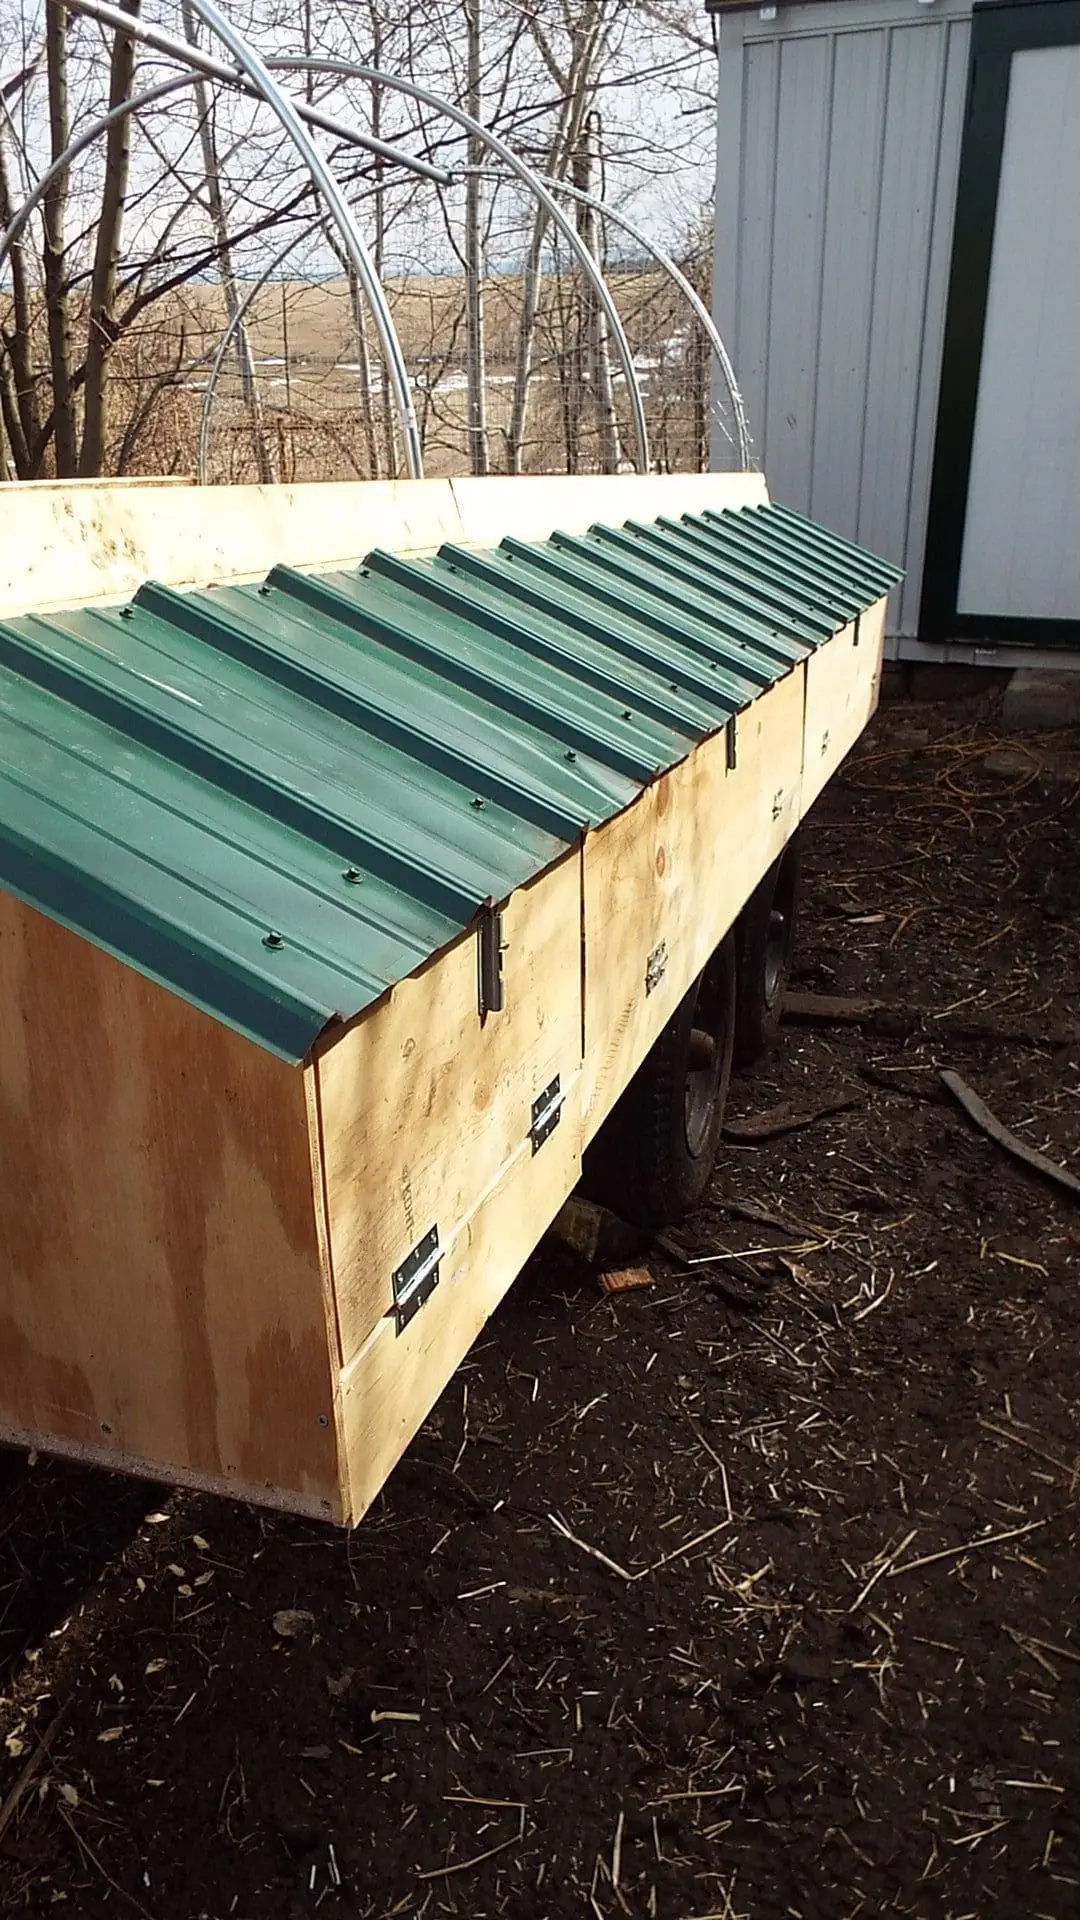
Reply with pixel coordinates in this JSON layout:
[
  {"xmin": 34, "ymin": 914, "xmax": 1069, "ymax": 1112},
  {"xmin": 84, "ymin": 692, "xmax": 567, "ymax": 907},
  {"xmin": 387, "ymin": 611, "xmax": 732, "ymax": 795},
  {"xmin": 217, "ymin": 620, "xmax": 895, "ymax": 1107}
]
[
  {"xmin": 345, "ymin": 269, "xmax": 381, "ymax": 481},
  {"xmin": 505, "ymin": 4, "xmax": 610, "ymax": 474},
  {"xmin": 577, "ymin": 114, "xmax": 620, "ymax": 475},
  {"xmin": 369, "ymin": 15, "xmax": 399, "ymax": 478},
  {"xmin": 463, "ymin": 0, "xmax": 489, "ymax": 476},
  {"xmin": 179, "ymin": 0, "xmax": 274, "ymax": 485},
  {"xmin": 43, "ymin": 0, "xmax": 78, "ymax": 477},
  {"xmin": 564, "ymin": 141, "xmax": 589, "ymax": 472},
  {"xmin": 505, "ymin": 202, "xmax": 554, "ymax": 475},
  {"xmin": 79, "ymin": 0, "xmax": 141, "ymax": 476},
  {"xmin": 0, "ymin": 132, "xmax": 40, "ymax": 477},
  {"xmin": 321, "ymin": 223, "xmax": 381, "ymax": 480}
]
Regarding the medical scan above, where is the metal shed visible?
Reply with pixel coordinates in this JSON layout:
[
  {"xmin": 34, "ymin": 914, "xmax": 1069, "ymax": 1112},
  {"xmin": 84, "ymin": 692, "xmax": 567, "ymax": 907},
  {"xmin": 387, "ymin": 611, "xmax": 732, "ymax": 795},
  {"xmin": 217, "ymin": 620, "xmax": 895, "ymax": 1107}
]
[{"xmin": 709, "ymin": 0, "xmax": 1080, "ymax": 664}]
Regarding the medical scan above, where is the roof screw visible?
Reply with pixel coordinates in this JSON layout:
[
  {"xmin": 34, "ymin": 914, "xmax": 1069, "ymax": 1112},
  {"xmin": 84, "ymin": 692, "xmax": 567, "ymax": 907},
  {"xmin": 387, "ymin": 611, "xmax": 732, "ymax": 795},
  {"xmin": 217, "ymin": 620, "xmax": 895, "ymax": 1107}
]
[
  {"xmin": 258, "ymin": 584, "xmax": 271, "ymax": 596},
  {"xmin": 471, "ymin": 796, "xmax": 486, "ymax": 809},
  {"xmin": 263, "ymin": 930, "xmax": 283, "ymax": 949},
  {"xmin": 669, "ymin": 683, "xmax": 679, "ymax": 693},
  {"xmin": 565, "ymin": 749, "xmax": 577, "ymax": 763},
  {"xmin": 622, "ymin": 710, "xmax": 632, "ymax": 720},
  {"xmin": 343, "ymin": 866, "xmax": 363, "ymax": 884},
  {"xmin": 119, "ymin": 606, "xmax": 133, "ymax": 619}
]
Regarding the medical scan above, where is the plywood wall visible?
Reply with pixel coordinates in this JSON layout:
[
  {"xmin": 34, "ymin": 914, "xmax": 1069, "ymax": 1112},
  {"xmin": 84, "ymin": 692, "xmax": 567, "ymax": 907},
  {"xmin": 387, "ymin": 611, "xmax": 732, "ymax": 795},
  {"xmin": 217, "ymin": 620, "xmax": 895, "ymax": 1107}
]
[
  {"xmin": 0, "ymin": 893, "xmax": 341, "ymax": 1518},
  {"xmin": 312, "ymin": 853, "xmax": 583, "ymax": 1523},
  {"xmin": 0, "ymin": 606, "xmax": 886, "ymax": 1526}
]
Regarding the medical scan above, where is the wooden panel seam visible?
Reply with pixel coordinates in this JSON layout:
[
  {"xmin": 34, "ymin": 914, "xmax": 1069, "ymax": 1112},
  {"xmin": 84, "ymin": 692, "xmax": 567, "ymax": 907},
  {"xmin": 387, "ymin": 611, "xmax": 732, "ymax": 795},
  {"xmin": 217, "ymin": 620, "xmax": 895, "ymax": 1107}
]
[
  {"xmin": 303, "ymin": 1057, "xmax": 353, "ymax": 1525},
  {"xmin": 0, "ymin": 1420, "xmax": 339, "ymax": 1523},
  {"xmin": 304, "ymin": 1058, "xmax": 345, "ymax": 1373}
]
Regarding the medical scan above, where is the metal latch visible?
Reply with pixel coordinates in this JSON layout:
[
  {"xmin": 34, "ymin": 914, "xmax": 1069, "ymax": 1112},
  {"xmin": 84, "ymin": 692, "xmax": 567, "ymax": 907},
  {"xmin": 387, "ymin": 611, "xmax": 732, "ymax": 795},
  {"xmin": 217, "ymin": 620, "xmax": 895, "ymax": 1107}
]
[
  {"xmin": 645, "ymin": 940, "xmax": 668, "ymax": 995},
  {"xmin": 478, "ymin": 897, "xmax": 506, "ymax": 1015},
  {"xmin": 391, "ymin": 1226, "xmax": 441, "ymax": 1333},
  {"xmin": 726, "ymin": 716, "xmax": 738, "ymax": 770},
  {"xmin": 530, "ymin": 1076, "xmax": 564, "ymax": 1154},
  {"xmin": 853, "ymin": 611, "xmax": 862, "ymax": 648}
]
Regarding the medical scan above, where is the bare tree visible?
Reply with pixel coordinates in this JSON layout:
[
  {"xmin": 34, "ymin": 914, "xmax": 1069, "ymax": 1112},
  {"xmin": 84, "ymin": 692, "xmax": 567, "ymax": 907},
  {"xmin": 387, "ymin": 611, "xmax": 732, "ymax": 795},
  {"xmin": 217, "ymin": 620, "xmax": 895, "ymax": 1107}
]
[
  {"xmin": 504, "ymin": 0, "xmax": 620, "ymax": 474},
  {"xmin": 0, "ymin": 0, "xmax": 723, "ymax": 486},
  {"xmin": 462, "ymin": 0, "xmax": 488, "ymax": 475},
  {"xmin": 43, "ymin": 0, "xmax": 77, "ymax": 473},
  {"xmin": 180, "ymin": 0, "xmax": 273, "ymax": 483},
  {"xmin": 79, "ymin": 0, "xmax": 140, "ymax": 474}
]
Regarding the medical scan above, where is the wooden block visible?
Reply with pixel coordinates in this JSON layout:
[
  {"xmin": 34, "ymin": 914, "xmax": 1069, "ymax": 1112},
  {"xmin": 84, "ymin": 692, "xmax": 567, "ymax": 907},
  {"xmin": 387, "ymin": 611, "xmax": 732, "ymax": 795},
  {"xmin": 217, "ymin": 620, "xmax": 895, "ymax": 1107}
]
[
  {"xmin": 581, "ymin": 665, "xmax": 806, "ymax": 1140},
  {"xmin": 801, "ymin": 596, "xmax": 887, "ymax": 812},
  {"xmin": 449, "ymin": 470, "xmax": 768, "ymax": 549},
  {"xmin": 0, "ymin": 477, "xmax": 466, "ymax": 618},
  {"xmin": 313, "ymin": 850, "xmax": 584, "ymax": 1372},
  {"xmin": 0, "ymin": 473, "xmax": 769, "ymax": 620},
  {"xmin": 0, "ymin": 893, "xmax": 341, "ymax": 1518}
]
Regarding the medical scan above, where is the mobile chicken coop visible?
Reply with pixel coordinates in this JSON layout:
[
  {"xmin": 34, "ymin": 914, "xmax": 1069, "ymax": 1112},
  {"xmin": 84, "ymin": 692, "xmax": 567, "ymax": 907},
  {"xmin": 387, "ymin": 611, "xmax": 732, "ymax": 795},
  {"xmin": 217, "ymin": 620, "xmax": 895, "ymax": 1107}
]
[{"xmin": 0, "ymin": 472, "xmax": 899, "ymax": 1524}]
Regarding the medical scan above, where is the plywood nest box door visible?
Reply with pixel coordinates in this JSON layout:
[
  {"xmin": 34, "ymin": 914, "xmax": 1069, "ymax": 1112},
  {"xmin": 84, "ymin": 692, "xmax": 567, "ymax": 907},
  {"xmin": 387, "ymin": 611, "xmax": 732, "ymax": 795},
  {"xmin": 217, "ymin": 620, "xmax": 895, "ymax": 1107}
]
[{"xmin": 0, "ymin": 474, "xmax": 900, "ymax": 1523}]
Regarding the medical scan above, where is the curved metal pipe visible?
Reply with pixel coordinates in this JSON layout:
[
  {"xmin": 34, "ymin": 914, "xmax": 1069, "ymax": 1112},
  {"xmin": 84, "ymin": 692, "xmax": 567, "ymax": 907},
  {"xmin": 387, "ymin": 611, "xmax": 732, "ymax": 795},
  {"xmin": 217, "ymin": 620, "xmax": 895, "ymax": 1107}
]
[
  {"xmin": 0, "ymin": 71, "xmax": 204, "ymax": 272},
  {"xmin": 178, "ymin": 0, "xmax": 423, "ymax": 479},
  {"xmin": 281, "ymin": 59, "xmax": 651, "ymax": 475},
  {"xmin": 0, "ymin": 63, "xmax": 450, "ymax": 283},
  {"xmin": 2, "ymin": 37, "xmax": 653, "ymax": 479},
  {"xmin": 534, "ymin": 173, "xmax": 750, "ymax": 469},
  {"xmin": 62, "ymin": 0, "xmax": 453, "ymax": 185},
  {"xmin": 195, "ymin": 219, "xmax": 322, "ymax": 482}
]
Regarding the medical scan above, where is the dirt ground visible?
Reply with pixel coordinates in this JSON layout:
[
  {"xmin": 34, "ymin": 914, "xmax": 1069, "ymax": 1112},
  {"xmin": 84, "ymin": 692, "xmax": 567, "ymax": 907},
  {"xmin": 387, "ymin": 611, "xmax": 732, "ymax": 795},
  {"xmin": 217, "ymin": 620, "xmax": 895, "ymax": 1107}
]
[{"xmin": 1, "ymin": 693, "xmax": 1078, "ymax": 1920}]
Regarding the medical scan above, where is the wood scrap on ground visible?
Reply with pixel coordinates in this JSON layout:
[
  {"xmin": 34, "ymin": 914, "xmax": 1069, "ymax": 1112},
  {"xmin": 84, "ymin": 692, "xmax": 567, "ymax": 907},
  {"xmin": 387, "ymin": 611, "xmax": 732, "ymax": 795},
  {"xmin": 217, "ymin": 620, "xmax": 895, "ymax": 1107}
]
[
  {"xmin": 547, "ymin": 1196, "xmax": 643, "ymax": 1267},
  {"xmin": 723, "ymin": 1084, "xmax": 861, "ymax": 1143},
  {"xmin": 940, "ymin": 1069, "xmax": 1080, "ymax": 1199},
  {"xmin": 598, "ymin": 1267, "xmax": 655, "ymax": 1294},
  {"xmin": 783, "ymin": 990, "xmax": 1080, "ymax": 1050}
]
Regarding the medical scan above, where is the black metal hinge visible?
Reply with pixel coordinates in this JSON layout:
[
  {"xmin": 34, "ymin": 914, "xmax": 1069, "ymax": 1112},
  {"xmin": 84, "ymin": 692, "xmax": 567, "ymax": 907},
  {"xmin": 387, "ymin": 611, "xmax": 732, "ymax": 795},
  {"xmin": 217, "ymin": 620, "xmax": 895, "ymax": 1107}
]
[
  {"xmin": 478, "ymin": 897, "xmax": 506, "ymax": 1015},
  {"xmin": 530, "ymin": 1076, "xmax": 564, "ymax": 1154},
  {"xmin": 645, "ymin": 940, "xmax": 668, "ymax": 996},
  {"xmin": 391, "ymin": 1226, "xmax": 441, "ymax": 1334}
]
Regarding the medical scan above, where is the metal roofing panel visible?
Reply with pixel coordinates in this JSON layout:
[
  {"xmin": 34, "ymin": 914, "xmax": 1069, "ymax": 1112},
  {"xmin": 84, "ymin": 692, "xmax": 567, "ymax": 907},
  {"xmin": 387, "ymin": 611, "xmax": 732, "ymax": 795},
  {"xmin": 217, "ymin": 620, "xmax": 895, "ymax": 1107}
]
[{"xmin": 0, "ymin": 501, "xmax": 901, "ymax": 1062}]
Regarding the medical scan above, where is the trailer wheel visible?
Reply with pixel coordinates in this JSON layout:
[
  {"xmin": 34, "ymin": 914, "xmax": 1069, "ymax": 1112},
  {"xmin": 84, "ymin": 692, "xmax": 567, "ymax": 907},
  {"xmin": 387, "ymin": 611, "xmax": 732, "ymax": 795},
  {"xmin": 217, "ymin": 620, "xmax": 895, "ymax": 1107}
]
[
  {"xmin": 583, "ymin": 932, "xmax": 737, "ymax": 1229},
  {"xmin": 733, "ymin": 832, "xmax": 801, "ymax": 1068}
]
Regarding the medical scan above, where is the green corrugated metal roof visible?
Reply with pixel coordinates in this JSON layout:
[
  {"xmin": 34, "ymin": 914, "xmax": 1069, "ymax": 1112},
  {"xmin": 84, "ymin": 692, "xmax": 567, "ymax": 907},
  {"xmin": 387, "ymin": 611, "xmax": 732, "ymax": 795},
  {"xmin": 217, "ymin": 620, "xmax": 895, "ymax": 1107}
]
[{"xmin": 0, "ymin": 501, "xmax": 902, "ymax": 1062}]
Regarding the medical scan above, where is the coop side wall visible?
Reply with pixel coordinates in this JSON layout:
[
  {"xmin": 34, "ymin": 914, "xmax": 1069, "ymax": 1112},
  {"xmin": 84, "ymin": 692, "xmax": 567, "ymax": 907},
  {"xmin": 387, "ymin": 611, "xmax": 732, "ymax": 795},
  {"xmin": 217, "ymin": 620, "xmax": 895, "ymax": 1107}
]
[
  {"xmin": 311, "ymin": 852, "xmax": 584, "ymax": 1526},
  {"xmin": 0, "ymin": 893, "xmax": 343, "ymax": 1520},
  {"xmin": 581, "ymin": 665, "xmax": 807, "ymax": 1139},
  {"xmin": 314, "ymin": 606, "xmax": 886, "ymax": 1526}
]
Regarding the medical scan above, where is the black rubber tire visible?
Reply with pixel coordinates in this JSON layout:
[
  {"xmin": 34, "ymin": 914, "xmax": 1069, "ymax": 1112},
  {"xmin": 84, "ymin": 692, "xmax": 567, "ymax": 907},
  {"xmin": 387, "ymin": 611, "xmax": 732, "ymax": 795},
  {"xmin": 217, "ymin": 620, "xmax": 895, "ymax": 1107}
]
[
  {"xmin": 732, "ymin": 831, "xmax": 802, "ymax": 1069},
  {"xmin": 582, "ymin": 932, "xmax": 737, "ymax": 1230}
]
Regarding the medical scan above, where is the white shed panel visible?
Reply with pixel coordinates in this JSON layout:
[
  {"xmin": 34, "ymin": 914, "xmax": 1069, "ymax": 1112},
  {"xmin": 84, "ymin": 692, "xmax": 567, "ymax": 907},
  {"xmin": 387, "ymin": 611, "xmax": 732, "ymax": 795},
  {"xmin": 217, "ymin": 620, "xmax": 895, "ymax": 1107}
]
[{"xmin": 712, "ymin": 0, "xmax": 974, "ymax": 645}]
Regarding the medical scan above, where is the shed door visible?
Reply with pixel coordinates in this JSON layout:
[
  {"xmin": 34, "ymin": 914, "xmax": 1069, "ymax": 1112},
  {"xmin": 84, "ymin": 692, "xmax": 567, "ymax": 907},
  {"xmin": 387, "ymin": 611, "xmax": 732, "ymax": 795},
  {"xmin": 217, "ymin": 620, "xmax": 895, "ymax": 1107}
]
[
  {"xmin": 921, "ymin": 1, "xmax": 1080, "ymax": 648},
  {"xmin": 956, "ymin": 44, "xmax": 1080, "ymax": 621}
]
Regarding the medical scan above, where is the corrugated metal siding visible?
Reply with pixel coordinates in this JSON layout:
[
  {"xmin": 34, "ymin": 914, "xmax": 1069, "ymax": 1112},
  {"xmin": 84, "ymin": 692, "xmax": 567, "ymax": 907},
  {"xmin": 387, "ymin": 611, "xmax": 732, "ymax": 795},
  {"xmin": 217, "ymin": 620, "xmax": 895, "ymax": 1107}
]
[
  {"xmin": 0, "ymin": 504, "xmax": 899, "ymax": 1063},
  {"xmin": 712, "ymin": 0, "xmax": 972, "ymax": 640}
]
